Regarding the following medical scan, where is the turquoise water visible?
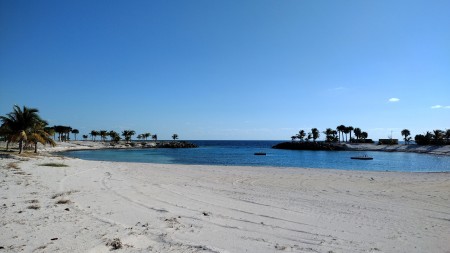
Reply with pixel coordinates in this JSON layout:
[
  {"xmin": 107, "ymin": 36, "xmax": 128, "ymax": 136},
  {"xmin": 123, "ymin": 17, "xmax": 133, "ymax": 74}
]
[{"xmin": 62, "ymin": 141, "xmax": 450, "ymax": 172}]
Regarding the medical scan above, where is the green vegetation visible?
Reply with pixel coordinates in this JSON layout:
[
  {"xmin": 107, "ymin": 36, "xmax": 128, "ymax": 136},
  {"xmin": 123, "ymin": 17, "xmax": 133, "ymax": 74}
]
[
  {"xmin": 401, "ymin": 129, "xmax": 411, "ymax": 144},
  {"xmin": 121, "ymin": 130, "xmax": 135, "ymax": 143},
  {"xmin": 0, "ymin": 105, "xmax": 56, "ymax": 153},
  {"xmin": 53, "ymin": 125, "xmax": 72, "ymax": 141},
  {"xmin": 414, "ymin": 129, "xmax": 450, "ymax": 145},
  {"xmin": 71, "ymin": 129, "xmax": 79, "ymax": 140},
  {"xmin": 289, "ymin": 126, "xmax": 449, "ymax": 146}
]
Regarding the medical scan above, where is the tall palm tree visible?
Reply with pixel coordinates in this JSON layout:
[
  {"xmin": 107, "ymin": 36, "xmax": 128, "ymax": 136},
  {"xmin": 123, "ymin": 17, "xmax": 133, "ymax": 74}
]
[
  {"xmin": 311, "ymin": 128, "xmax": 320, "ymax": 142},
  {"xmin": 401, "ymin": 129, "xmax": 411, "ymax": 144},
  {"xmin": 343, "ymin": 127, "xmax": 350, "ymax": 142},
  {"xmin": 337, "ymin": 125, "xmax": 346, "ymax": 143},
  {"xmin": 172, "ymin": 134, "xmax": 179, "ymax": 141},
  {"xmin": 353, "ymin": 128, "xmax": 362, "ymax": 140},
  {"xmin": 0, "ymin": 105, "xmax": 46, "ymax": 154},
  {"xmin": 144, "ymin": 133, "xmax": 151, "ymax": 141},
  {"xmin": 345, "ymin": 126, "xmax": 354, "ymax": 142},
  {"xmin": 63, "ymin": 126, "xmax": 72, "ymax": 141},
  {"xmin": 152, "ymin": 134, "xmax": 158, "ymax": 142},
  {"xmin": 71, "ymin": 129, "xmax": 79, "ymax": 140},
  {"xmin": 54, "ymin": 125, "xmax": 64, "ymax": 141}
]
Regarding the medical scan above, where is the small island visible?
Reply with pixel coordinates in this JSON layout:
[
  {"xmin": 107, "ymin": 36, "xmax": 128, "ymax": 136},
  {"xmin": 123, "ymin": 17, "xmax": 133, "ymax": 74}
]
[{"xmin": 272, "ymin": 126, "xmax": 450, "ymax": 156}]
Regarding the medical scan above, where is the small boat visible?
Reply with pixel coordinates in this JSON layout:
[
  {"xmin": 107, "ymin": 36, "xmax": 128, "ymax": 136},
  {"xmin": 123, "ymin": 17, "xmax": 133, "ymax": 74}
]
[
  {"xmin": 254, "ymin": 152, "xmax": 266, "ymax": 156},
  {"xmin": 351, "ymin": 155, "xmax": 373, "ymax": 160}
]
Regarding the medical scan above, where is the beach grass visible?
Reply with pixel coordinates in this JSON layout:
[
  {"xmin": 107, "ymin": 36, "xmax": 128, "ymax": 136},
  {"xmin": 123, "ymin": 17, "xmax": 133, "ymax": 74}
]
[{"xmin": 39, "ymin": 163, "xmax": 68, "ymax": 167}]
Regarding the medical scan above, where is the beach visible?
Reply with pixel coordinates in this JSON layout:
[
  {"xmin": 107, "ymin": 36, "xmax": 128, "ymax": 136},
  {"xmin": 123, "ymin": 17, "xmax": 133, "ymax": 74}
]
[{"xmin": 1, "ymin": 146, "xmax": 450, "ymax": 253}]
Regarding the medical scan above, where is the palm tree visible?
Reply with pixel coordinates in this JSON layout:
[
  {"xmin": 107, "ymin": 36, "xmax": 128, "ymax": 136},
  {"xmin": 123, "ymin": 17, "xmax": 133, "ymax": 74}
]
[
  {"xmin": 54, "ymin": 125, "xmax": 64, "ymax": 141},
  {"xmin": 0, "ymin": 105, "xmax": 47, "ymax": 154},
  {"xmin": 82, "ymin": 135, "xmax": 88, "ymax": 140},
  {"xmin": 100, "ymin": 130, "xmax": 108, "ymax": 142},
  {"xmin": 361, "ymin": 132, "xmax": 368, "ymax": 140},
  {"xmin": 108, "ymin": 130, "xmax": 121, "ymax": 143},
  {"xmin": 71, "ymin": 129, "xmax": 79, "ymax": 140},
  {"xmin": 401, "ymin": 129, "xmax": 411, "ymax": 144},
  {"xmin": 63, "ymin": 126, "xmax": 72, "ymax": 141},
  {"xmin": 144, "ymin": 133, "xmax": 151, "ymax": 141},
  {"xmin": 311, "ymin": 128, "xmax": 320, "ymax": 142},
  {"xmin": 297, "ymin": 130, "xmax": 306, "ymax": 142},
  {"xmin": 432, "ymin": 129, "xmax": 444, "ymax": 144},
  {"xmin": 291, "ymin": 135, "xmax": 297, "ymax": 142},
  {"xmin": 27, "ymin": 121, "xmax": 56, "ymax": 153},
  {"xmin": 306, "ymin": 133, "xmax": 312, "ymax": 142},
  {"xmin": 337, "ymin": 125, "xmax": 346, "ymax": 143},
  {"xmin": 137, "ymin": 134, "xmax": 143, "ymax": 141},
  {"xmin": 347, "ymin": 126, "xmax": 354, "ymax": 142},
  {"xmin": 122, "ymin": 130, "xmax": 135, "ymax": 143},
  {"xmin": 332, "ymin": 130, "xmax": 338, "ymax": 141},
  {"xmin": 445, "ymin": 129, "xmax": 450, "ymax": 144},
  {"xmin": 90, "ymin": 130, "xmax": 99, "ymax": 141},
  {"xmin": 0, "ymin": 122, "xmax": 13, "ymax": 150},
  {"xmin": 172, "ymin": 134, "xmax": 179, "ymax": 141},
  {"xmin": 152, "ymin": 134, "xmax": 158, "ymax": 142},
  {"xmin": 353, "ymin": 128, "xmax": 362, "ymax": 141},
  {"xmin": 323, "ymin": 128, "xmax": 334, "ymax": 142},
  {"xmin": 342, "ymin": 127, "xmax": 350, "ymax": 142},
  {"xmin": 44, "ymin": 127, "xmax": 55, "ymax": 141}
]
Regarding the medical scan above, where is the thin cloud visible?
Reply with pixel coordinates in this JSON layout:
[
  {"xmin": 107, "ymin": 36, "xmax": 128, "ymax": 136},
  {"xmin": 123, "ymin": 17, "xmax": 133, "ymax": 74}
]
[
  {"xmin": 431, "ymin": 105, "xmax": 450, "ymax": 109},
  {"xmin": 388, "ymin": 98, "xmax": 400, "ymax": 102}
]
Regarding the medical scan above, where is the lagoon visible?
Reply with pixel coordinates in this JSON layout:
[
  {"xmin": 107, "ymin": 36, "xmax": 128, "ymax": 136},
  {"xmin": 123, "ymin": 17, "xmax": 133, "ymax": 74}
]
[{"xmin": 62, "ymin": 140, "xmax": 450, "ymax": 172}]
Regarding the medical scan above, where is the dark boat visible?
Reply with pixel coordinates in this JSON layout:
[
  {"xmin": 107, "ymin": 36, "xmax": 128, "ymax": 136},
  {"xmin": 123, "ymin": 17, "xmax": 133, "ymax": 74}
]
[
  {"xmin": 351, "ymin": 155, "xmax": 373, "ymax": 160},
  {"xmin": 254, "ymin": 152, "xmax": 266, "ymax": 156}
]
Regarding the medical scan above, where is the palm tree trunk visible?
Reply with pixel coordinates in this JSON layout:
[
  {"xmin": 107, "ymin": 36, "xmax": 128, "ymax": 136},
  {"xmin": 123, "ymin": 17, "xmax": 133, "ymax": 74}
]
[
  {"xmin": 6, "ymin": 141, "xmax": 9, "ymax": 150},
  {"xmin": 34, "ymin": 142, "xmax": 38, "ymax": 153}
]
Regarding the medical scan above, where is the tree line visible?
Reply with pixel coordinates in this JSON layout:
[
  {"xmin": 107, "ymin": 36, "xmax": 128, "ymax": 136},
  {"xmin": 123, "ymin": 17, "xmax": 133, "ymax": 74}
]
[
  {"xmin": 0, "ymin": 105, "xmax": 182, "ymax": 154},
  {"xmin": 402, "ymin": 129, "xmax": 450, "ymax": 145},
  {"xmin": 290, "ymin": 126, "xmax": 450, "ymax": 145},
  {"xmin": 291, "ymin": 125, "xmax": 370, "ymax": 143}
]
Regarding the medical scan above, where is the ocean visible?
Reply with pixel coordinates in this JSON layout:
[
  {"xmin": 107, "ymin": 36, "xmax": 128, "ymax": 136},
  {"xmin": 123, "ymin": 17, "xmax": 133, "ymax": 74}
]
[{"xmin": 62, "ymin": 140, "xmax": 450, "ymax": 172}]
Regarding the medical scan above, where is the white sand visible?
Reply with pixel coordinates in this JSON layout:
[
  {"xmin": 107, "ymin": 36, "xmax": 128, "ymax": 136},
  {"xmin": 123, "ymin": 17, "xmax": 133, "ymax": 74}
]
[{"xmin": 1, "ymin": 146, "xmax": 450, "ymax": 252}]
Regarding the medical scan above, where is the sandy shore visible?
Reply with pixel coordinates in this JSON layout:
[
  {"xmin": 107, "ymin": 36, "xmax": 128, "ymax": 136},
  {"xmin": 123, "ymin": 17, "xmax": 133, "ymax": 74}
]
[{"xmin": 1, "ymin": 145, "xmax": 450, "ymax": 253}]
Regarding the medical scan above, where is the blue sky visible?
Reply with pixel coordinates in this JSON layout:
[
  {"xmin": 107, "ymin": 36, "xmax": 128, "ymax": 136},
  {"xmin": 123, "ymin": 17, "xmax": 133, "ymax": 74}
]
[{"xmin": 1, "ymin": 0, "xmax": 449, "ymax": 140}]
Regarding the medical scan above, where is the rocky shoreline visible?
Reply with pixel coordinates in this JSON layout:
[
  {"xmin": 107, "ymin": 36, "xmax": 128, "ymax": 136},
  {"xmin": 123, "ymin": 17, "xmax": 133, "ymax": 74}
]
[
  {"xmin": 272, "ymin": 141, "xmax": 450, "ymax": 156},
  {"xmin": 272, "ymin": 142, "xmax": 346, "ymax": 151}
]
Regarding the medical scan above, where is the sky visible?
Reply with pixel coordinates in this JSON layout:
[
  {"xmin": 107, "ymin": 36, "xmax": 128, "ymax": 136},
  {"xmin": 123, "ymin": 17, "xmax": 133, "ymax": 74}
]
[{"xmin": 1, "ymin": 0, "xmax": 449, "ymax": 140}]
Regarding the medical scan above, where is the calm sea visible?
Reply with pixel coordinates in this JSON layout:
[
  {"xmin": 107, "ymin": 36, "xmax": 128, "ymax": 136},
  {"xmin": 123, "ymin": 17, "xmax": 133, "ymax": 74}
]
[{"xmin": 62, "ymin": 140, "xmax": 450, "ymax": 172}]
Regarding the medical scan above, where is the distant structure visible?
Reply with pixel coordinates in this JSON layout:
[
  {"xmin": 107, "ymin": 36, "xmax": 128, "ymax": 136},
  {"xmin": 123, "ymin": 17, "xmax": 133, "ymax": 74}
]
[{"xmin": 378, "ymin": 139, "xmax": 399, "ymax": 145}]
